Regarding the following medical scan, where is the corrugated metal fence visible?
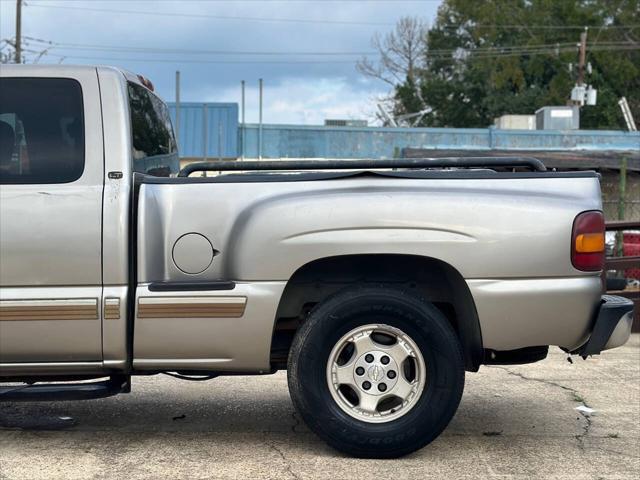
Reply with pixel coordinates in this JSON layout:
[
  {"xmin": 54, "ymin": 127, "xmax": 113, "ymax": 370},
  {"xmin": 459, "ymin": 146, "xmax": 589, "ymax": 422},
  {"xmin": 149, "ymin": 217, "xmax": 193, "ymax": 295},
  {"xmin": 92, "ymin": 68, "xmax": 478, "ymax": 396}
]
[
  {"xmin": 168, "ymin": 103, "xmax": 239, "ymax": 159},
  {"xmin": 240, "ymin": 123, "xmax": 640, "ymax": 159},
  {"xmin": 165, "ymin": 102, "xmax": 639, "ymax": 161}
]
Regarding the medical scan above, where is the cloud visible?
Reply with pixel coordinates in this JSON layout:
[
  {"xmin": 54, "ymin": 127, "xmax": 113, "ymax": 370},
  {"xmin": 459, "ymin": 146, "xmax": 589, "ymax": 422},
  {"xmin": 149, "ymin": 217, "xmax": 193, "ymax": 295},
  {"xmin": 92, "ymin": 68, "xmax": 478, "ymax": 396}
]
[
  {"xmin": 199, "ymin": 76, "xmax": 386, "ymax": 125},
  {"xmin": 1, "ymin": 0, "xmax": 441, "ymax": 124}
]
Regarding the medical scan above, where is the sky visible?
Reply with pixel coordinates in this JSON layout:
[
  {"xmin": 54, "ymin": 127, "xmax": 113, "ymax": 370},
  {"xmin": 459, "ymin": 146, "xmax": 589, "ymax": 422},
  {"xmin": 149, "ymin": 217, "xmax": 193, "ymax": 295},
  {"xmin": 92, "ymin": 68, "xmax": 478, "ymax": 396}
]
[{"xmin": 0, "ymin": 0, "xmax": 442, "ymax": 125}]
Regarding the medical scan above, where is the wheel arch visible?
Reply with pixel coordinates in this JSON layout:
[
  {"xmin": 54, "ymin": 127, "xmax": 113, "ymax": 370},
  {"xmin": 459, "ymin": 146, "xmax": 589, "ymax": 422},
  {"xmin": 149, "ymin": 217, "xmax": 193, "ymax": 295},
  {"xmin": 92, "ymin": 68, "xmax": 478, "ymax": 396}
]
[{"xmin": 270, "ymin": 254, "xmax": 483, "ymax": 371}]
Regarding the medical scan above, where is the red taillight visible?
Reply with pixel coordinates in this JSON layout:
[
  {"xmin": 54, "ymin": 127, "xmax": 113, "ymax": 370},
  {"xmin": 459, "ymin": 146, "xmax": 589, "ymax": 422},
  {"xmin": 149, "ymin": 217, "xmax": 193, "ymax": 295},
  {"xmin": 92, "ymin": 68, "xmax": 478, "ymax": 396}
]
[{"xmin": 571, "ymin": 211, "xmax": 605, "ymax": 271}]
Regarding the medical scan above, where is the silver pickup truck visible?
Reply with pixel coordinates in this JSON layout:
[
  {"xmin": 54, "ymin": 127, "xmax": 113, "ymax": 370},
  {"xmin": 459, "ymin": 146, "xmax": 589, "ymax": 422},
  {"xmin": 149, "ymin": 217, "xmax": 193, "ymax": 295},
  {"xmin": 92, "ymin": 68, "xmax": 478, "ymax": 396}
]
[{"xmin": 0, "ymin": 65, "xmax": 634, "ymax": 458}]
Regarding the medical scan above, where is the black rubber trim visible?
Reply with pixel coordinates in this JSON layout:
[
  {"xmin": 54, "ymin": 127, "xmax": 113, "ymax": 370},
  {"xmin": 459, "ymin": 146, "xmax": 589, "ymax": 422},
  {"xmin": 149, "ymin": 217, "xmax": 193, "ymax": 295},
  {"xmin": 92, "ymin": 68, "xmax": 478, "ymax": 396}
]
[
  {"xmin": 179, "ymin": 157, "xmax": 547, "ymax": 176},
  {"xmin": 148, "ymin": 281, "xmax": 236, "ymax": 292},
  {"xmin": 483, "ymin": 346, "xmax": 549, "ymax": 365},
  {"xmin": 0, "ymin": 376, "xmax": 130, "ymax": 402},
  {"xmin": 140, "ymin": 169, "xmax": 598, "ymax": 185},
  {"xmin": 127, "ymin": 174, "xmax": 143, "ymax": 373},
  {"xmin": 576, "ymin": 295, "xmax": 634, "ymax": 357}
]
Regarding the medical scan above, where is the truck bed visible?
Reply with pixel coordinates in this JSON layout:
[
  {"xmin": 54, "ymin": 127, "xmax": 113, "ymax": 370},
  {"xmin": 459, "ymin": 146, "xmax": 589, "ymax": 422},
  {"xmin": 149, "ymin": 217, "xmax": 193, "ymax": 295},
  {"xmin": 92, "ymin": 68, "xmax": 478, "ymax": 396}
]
[{"xmin": 133, "ymin": 167, "xmax": 602, "ymax": 371}]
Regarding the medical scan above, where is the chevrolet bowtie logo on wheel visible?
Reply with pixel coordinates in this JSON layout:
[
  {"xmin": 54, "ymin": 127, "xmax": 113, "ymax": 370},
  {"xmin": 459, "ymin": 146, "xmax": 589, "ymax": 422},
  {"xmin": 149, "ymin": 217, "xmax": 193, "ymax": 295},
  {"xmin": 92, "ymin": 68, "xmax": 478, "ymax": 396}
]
[{"xmin": 368, "ymin": 365, "xmax": 383, "ymax": 382}]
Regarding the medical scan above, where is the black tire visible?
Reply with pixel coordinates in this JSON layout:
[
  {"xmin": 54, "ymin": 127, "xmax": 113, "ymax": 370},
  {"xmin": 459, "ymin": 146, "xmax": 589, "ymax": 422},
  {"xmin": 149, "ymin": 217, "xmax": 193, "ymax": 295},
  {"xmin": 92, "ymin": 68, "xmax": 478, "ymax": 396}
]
[
  {"xmin": 605, "ymin": 276, "xmax": 627, "ymax": 291},
  {"xmin": 287, "ymin": 285, "xmax": 465, "ymax": 458}
]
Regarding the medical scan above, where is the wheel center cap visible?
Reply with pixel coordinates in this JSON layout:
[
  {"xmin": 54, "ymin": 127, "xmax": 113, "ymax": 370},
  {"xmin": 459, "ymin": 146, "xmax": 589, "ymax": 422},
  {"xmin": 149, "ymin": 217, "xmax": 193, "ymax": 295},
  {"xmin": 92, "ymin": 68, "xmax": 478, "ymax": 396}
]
[{"xmin": 368, "ymin": 364, "xmax": 383, "ymax": 382}]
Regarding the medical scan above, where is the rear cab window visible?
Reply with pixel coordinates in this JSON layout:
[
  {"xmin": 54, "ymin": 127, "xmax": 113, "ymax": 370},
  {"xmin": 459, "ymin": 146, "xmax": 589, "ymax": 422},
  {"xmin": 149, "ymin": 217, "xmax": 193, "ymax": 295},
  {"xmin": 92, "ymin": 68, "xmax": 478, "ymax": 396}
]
[
  {"xmin": 127, "ymin": 82, "xmax": 179, "ymax": 177},
  {"xmin": 0, "ymin": 78, "xmax": 84, "ymax": 184}
]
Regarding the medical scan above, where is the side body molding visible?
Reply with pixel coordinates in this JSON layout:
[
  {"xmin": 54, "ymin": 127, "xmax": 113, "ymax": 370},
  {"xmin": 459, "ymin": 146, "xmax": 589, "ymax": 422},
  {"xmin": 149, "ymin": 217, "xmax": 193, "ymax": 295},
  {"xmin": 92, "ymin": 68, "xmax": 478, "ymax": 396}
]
[{"xmin": 132, "ymin": 282, "xmax": 285, "ymax": 372}]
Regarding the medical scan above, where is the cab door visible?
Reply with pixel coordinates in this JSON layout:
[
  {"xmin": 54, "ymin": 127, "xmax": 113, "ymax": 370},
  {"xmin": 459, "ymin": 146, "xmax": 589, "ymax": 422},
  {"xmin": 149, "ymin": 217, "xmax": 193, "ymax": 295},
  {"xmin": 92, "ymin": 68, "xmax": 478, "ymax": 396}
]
[{"xmin": 0, "ymin": 69, "xmax": 104, "ymax": 364}]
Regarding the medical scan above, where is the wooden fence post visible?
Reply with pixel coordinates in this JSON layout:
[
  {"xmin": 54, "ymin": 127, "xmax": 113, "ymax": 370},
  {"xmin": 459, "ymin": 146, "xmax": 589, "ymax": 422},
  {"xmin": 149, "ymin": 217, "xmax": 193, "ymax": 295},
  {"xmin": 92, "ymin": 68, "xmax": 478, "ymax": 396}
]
[{"xmin": 617, "ymin": 157, "xmax": 627, "ymax": 257}]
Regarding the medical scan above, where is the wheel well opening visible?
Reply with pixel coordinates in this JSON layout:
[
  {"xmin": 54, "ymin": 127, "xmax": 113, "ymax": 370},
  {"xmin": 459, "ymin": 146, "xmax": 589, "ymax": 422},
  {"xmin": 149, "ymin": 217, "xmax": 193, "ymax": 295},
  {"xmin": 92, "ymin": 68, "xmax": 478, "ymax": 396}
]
[{"xmin": 270, "ymin": 254, "xmax": 482, "ymax": 371}]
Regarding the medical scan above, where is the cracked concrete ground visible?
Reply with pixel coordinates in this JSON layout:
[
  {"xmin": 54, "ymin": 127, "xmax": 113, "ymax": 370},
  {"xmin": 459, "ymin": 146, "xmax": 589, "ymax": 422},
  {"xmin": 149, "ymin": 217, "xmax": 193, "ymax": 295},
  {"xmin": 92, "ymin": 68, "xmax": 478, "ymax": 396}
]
[{"xmin": 1, "ymin": 335, "xmax": 638, "ymax": 480}]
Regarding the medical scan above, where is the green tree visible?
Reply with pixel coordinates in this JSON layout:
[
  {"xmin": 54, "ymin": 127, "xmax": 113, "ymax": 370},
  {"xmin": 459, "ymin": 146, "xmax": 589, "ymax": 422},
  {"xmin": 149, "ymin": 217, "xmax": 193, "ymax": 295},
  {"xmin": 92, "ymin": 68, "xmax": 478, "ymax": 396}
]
[{"xmin": 388, "ymin": 0, "xmax": 639, "ymax": 129}]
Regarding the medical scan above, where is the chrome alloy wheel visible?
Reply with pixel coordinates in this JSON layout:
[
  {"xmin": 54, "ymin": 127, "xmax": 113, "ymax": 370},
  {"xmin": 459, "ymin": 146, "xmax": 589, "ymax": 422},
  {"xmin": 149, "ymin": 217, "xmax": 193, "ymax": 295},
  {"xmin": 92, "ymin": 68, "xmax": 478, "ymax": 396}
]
[{"xmin": 326, "ymin": 324, "xmax": 427, "ymax": 423}]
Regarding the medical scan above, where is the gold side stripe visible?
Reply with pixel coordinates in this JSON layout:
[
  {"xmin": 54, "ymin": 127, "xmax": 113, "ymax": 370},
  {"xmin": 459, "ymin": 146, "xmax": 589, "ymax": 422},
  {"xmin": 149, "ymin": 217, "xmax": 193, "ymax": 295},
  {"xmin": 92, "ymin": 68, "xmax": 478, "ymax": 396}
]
[
  {"xmin": 0, "ymin": 298, "xmax": 97, "ymax": 308},
  {"xmin": 0, "ymin": 310, "xmax": 98, "ymax": 317},
  {"xmin": 139, "ymin": 297, "xmax": 245, "ymax": 306},
  {"xmin": 0, "ymin": 303, "xmax": 96, "ymax": 312},
  {"xmin": 104, "ymin": 298, "xmax": 121, "ymax": 320},
  {"xmin": 138, "ymin": 296, "xmax": 246, "ymax": 319},
  {"xmin": 0, "ymin": 298, "xmax": 98, "ymax": 321},
  {"xmin": 0, "ymin": 315, "xmax": 98, "ymax": 321},
  {"xmin": 139, "ymin": 312, "xmax": 244, "ymax": 317},
  {"xmin": 138, "ymin": 308, "xmax": 246, "ymax": 318},
  {"xmin": 0, "ymin": 307, "xmax": 99, "ymax": 314},
  {"xmin": 139, "ymin": 304, "xmax": 244, "ymax": 311}
]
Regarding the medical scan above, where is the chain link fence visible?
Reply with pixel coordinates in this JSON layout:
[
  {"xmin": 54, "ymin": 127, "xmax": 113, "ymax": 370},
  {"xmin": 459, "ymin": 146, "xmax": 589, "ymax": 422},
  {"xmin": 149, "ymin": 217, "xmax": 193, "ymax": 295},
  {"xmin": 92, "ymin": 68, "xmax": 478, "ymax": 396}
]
[
  {"xmin": 600, "ymin": 169, "xmax": 640, "ymax": 294},
  {"xmin": 600, "ymin": 170, "xmax": 640, "ymax": 222}
]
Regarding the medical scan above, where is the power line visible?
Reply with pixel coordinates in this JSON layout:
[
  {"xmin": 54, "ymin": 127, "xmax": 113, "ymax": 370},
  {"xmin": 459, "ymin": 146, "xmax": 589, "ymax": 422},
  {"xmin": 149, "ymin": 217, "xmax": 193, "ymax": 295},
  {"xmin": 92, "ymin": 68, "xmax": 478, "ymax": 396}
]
[
  {"xmin": 22, "ymin": 36, "xmax": 580, "ymax": 55},
  {"xmin": 29, "ymin": 41, "xmax": 578, "ymax": 57},
  {"xmin": 41, "ymin": 44, "xmax": 638, "ymax": 65},
  {"xmin": 2, "ymin": 0, "xmax": 442, "ymax": 2},
  {"xmin": 460, "ymin": 44, "xmax": 639, "ymax": 59},
  {"xmin": 23, "ymin": 44, "xmax": 640, "ymax": 64},
  {"xmin": 44, "ymin": 53, "xmax": 360, "ymax": 64},
  {"xmin": 24, "ymin": 3, "xmax": 640, "ymax": 31},
  {"xmin": 26, "ymin": 3, "xmax": 395, "ymax": 26},
  {"xmin": 23, "ymin": 38, "xmax": 376, "ymax": 56},
  {"xmin": 437, "ymin": 24, "xmax": 639, "ymax": 30},
  {"xmin": 30, "ymin": 37, "xmax": 636, "ymax": 58}
]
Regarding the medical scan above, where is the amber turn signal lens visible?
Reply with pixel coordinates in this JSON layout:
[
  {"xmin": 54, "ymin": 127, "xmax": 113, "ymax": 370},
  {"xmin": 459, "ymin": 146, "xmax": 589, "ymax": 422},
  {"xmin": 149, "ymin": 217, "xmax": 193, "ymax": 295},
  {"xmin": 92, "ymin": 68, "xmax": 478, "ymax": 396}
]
[{"xmin": 575, "ymin": 232, "xmax": 605, "ymax": 253}]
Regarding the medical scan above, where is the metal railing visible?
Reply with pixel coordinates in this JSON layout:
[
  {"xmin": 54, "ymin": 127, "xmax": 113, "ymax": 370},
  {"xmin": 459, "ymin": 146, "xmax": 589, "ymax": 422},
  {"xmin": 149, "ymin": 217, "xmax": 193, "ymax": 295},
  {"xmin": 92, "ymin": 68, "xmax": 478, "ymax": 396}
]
[{"xmin": 178, "ymin": 156, "xmax": 547, "ymax": 177}]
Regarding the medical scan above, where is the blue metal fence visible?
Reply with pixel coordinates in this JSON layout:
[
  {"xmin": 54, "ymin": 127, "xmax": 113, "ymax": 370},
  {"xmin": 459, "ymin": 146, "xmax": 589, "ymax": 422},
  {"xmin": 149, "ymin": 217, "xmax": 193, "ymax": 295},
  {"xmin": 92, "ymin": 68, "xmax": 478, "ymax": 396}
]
[
  {"xmin": 167, "ymin": 102, "xmax": 239, "ymax": 159},
  {"xmin": 166, "ymin": 102, "xmax": 639, "ymax": 159},
  {"xmin": 241, "ymin": 124, "xmax": 640, "ymax": 159}
]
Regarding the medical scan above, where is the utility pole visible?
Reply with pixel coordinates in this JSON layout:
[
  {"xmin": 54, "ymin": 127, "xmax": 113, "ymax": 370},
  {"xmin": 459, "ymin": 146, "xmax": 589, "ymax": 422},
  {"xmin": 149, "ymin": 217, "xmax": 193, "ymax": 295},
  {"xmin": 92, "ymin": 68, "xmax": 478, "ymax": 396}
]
[
  {"xmin": 175, "ymin": 71, "xmax": 180, "ymax": 147},
  {"xmin": 577, "ymin": 29, "xmax": 588, "ymax": 86},
  {"xmin": 258, "ymin": 78, "xmax": 263, "ymax": 160},
  {"xmin": 240, "ymin": 80, "xmax": 245, "ymax": 160},
  {"xmin": 15, "ymin": 0, "xmax": 22, "ymax": 64},
  {"xmin": 569, "ymin": 28, "xmax": 593, "ymax": 108}
]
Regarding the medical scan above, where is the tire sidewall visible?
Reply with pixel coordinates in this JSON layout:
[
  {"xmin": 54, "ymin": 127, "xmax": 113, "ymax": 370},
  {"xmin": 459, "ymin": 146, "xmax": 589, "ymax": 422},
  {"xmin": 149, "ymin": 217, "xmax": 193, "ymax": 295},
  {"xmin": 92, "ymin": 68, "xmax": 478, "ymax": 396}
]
[{"xmin": 288, "ymin": 287, "xmax": 465, "ymax": 458}]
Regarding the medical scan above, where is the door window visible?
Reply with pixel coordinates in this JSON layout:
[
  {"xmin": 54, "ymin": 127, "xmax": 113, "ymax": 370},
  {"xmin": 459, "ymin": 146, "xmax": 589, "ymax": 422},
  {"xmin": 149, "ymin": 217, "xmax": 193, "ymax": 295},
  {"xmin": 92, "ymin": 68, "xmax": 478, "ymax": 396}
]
[
  {"xmin": 128, "ymin": 82, "xmax": 179, "ymax": 176},
  {"xmin": 0, "ymin": 78, "xmax": 84, "ymax": 184}
]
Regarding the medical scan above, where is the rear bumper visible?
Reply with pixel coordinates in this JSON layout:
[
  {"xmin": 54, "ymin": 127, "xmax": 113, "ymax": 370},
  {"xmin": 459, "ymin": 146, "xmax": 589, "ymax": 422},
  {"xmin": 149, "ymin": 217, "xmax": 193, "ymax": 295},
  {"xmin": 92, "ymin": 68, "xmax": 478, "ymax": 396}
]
[
  {"xmin": 468, "ymin": 277, "xmax": 602, "ymax": 351},
  {"xmin": 574, "ymin": 295, "xmax": 635, "ymax": 357}
]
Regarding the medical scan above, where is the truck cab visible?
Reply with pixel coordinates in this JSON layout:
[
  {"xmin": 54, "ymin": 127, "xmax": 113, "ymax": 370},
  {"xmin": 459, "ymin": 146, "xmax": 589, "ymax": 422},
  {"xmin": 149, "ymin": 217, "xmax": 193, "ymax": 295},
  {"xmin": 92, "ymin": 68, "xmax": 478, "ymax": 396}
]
[{"xmin": 0, "ymin": 66, "xmax": 177, "ymax": 372}]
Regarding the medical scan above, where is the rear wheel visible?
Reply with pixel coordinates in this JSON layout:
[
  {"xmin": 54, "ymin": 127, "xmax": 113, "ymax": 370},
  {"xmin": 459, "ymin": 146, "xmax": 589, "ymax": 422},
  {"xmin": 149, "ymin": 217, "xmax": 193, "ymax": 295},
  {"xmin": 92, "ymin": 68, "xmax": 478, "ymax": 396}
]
[{"xmin": 287, "ymin": 286, "xmax": 465, "ymax": 458}]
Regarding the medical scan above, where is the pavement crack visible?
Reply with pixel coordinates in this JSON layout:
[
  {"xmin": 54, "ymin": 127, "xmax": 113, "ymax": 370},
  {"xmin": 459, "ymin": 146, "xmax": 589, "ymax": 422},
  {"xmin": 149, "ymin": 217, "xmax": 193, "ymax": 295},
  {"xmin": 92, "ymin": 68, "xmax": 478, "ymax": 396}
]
[
  {"xmin": 490, "ymin": 366, "xmax": 590, "ymax": 405},
  {"xmin": 574, "ymin": 411, "xmax": 592, "ymax": 451},
  {"xmin": 491, "ymin": 366, "xmax": 593, "ymax": 450},
  {"xmin": 266, "ymin": 441, "xmax": 302, "ymax": 480}
]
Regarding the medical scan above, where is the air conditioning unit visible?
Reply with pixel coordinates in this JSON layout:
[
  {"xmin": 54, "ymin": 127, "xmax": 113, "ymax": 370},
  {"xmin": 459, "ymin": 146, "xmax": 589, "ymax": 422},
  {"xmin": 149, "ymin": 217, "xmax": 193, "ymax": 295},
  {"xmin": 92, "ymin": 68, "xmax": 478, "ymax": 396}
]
[
  {"xmin": 494, "ymin": 115, "xmax": 536, "ymax": 130},
  {"xmin": 324, "ymin": 119, "xmax": 368, "ymax": 127},
  {"xmin": 535, "ymin": 106, "xmax": 580, "ymax": 130}
]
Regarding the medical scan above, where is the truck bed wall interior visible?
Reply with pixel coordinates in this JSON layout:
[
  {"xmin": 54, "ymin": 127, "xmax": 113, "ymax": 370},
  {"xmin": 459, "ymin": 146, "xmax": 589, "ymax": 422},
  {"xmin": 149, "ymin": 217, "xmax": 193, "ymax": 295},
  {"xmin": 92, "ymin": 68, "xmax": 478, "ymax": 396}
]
[{"xmin": 134, "ymin": 171, "xmax": 602, "ymax": 371}]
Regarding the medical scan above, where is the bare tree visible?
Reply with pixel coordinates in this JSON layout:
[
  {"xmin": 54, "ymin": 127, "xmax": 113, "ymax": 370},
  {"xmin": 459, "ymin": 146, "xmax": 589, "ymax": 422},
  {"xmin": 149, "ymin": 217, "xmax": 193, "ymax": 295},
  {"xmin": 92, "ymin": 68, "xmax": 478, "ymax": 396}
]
[
  {"xmin": 357, "ymin": 16, "xmax": 428, "ymax": 87},
  {"xmin": 1, "ymin": 39, "xmax": 17, "ymax": 64},
  {"xmin": 1, "ymin": 36, "xmax": 54, "ymax": 64},
  {"xmin": 358, "ymin": 17, "xmax": 428, "ymax": 125}
]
